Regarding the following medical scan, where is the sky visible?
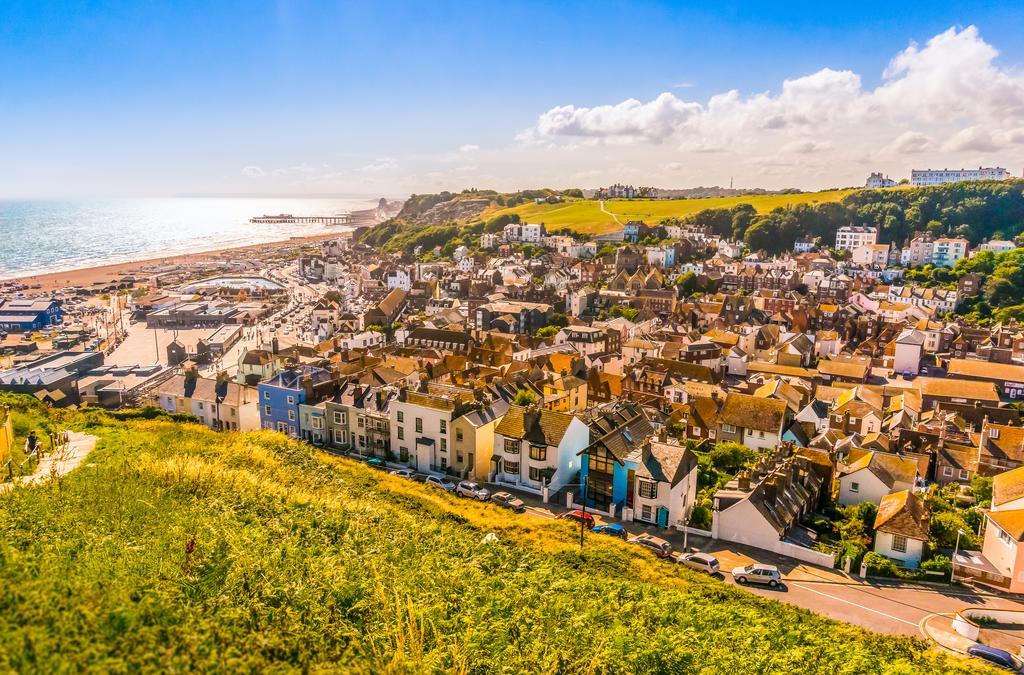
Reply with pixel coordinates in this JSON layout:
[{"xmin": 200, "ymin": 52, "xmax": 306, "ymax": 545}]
[{"xmin": 3, "ymin": 1, "xmax": 1024, "ymax": 198}]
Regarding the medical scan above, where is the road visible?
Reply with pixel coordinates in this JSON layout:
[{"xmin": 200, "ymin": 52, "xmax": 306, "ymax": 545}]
[{"xmin": 488, "ymin": 482, "xmax": 1024, "ymax": 643}]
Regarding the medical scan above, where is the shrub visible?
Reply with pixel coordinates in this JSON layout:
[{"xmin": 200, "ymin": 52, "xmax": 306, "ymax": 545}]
[
  {"xmin": 863, "ymin": 552, "xmax": 900, "ymax": 577},
  {"xmin": 921, "ymin": 555, "xmax": 951, "ymax": 575}
]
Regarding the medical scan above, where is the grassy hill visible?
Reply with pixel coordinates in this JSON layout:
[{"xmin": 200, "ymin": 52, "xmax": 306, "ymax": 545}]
[
  {"xmin": 0, "ymin": 401, "xmax": 982, "ymax": 672},
  {"xmin": 479, "ymin": 189, "xmax": 856, "ymax": 234}
]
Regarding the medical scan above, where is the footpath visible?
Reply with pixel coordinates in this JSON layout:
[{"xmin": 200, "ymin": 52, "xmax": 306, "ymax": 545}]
[{"xmin": 0, "ymin": 431, "xmax": 98, "ymax": 494}]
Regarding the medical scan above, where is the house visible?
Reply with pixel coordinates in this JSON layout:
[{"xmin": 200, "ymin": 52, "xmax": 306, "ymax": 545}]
[
  {"xmin": 236, "ymin": 348, "xmax": 281, "ymax": 385},
  {"xmin": 324, "ymin": 383, "xmax": 394, "ymax": 457},
  {"xmin": 580, "ymin": 425, "xmax": 699, "ymax": 529},
  {"xmin": 712, "ymin": 446, "xmax": 831, "ymax": 566},
  {"xmin": 946, "ymin": 359, "xmax": 1024, "ymax": 400},
  {"xmin": 954, "ymin": 466, "xmax": 1024, "ymax": 592},
  {"xmin": 156, "ymin": 371, "xmax": 260, "ymax": 431},
  {"xmin": 491, "ymin": 405, "xmax": 589, "ymax": 496},
  {"xmin": 873, "ymin": 490, "xmax": 929, "ymax": 569},
  {"xmin": 893, "ymin": 328, "xmax": 925, "ymax": 376},
  {"xmin": 389, "ymin": 388, "xmax": 472, "ymax": 473},
  {"xmin": 362, "ymin": 288, "xmax": 407, "ymax": 330},
  {"xmin": 451, "ymin": 399, "xmax": 509, "ymax": 481},
  {"xmin": 993, "ymin": 466, "xmax": 1024, "ymax": 512},
  {"xmin": 0, "ymin": 298, "xmax": 63, "ymax": 332},
  {"xmin": 837, "ymin": 451, "xmax": 918, "ymax": 506},
  {"xmin": 716, "ymin": 392, "xmax": 789, "ymax": 451},
  {"xmin": 257, "ymin": 365, "xmax": 336, "ymax": 437}
]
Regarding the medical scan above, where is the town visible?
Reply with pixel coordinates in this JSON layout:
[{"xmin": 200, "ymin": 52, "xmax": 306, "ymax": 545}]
[{"xmin": 4, "ymin": 173, "xmax": 1024, "ymax": 662}]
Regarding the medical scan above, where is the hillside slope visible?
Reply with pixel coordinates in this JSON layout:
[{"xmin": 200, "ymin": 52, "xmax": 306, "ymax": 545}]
[
  {"xmin": 0, "ymin": 406, "xmax": 982, "ymax": 672},
  {"xmin": 480, "ymin": 189, "xmax": 856, "ymax": 234}
]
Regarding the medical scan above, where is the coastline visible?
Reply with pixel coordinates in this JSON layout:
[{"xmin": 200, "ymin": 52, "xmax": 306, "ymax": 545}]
[{"xmin": 6, "ymin": 229, "xmax": 357, "ymax": 294}]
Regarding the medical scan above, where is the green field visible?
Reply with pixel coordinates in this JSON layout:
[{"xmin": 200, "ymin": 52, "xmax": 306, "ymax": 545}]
[
  {"xmin": 0, "ymin": 400, "xmax": 982, "ymax": 672},
  {"xmin": 482, "ymin": 189, "xmax": 856, "ymax": 234}
]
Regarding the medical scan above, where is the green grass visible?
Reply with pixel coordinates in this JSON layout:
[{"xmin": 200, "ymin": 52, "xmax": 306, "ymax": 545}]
[
  {"xmin": 480, "ymin": 190, "xmax": 856, "ymax": 234},
  {"xmin": 0, "ymin": 402, "xmax": 985, "ymax": 672}
]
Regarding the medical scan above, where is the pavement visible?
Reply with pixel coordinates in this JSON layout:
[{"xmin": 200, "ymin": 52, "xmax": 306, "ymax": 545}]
[
  {"xmin": 1, "ymin": 431, "xmax": 98, "ymax": 493},
  {"xmin": 487, "ymin": 481, "xmax": 1024, "ymax": 643}
]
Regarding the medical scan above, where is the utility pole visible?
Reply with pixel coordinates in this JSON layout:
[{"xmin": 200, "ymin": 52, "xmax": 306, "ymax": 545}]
[{"xmin": 579, "ymin": 474, "xmax": 588, "ymax": 551}]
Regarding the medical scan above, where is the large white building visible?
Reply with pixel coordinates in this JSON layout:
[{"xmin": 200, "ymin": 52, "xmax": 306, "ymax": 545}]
[
  {"xmin": 503, "ymin": 222, "xmax": 546, "ymax": 243},
  {"xmin": 910, "ymin": 167, "xmax": 1009, "ymax": 187},
  {"xmin": 835, "ymin": 226, "xmax": 877, "ymax": 252},
  {"xmin": 865, "ymin": 172, "xmax": 896, "ymax": 189}
]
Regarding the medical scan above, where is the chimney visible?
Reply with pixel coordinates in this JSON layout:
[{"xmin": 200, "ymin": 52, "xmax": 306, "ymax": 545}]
[
  {"xmin": 737, "ymin": 471, "xmax": 751, "ymax": 490},
  {"xmin": 301, "ymin": 374, "xmax": 315, "ymax": 403},
  {"xmin": 762, "ymin": 480, "xmax": 777, "ymax": 505}
]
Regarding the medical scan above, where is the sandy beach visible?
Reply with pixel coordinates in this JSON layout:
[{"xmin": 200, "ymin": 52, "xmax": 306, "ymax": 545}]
[{"xmin": 7, "ymin": 230, "xmax": 352, "ymax": 294}]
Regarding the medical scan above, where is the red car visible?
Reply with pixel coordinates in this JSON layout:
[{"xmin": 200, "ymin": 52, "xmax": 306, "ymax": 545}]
[{"xmin": 557, "ymin": 509, "xmax": 596, "ymax": 529}]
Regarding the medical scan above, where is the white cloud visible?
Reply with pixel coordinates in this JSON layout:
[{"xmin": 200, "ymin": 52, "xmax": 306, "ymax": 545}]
[
  {"xmin": 520, "ymin": 26, "xmax": 1024, "ymax": 185},
  {"xmin": 241, "ymin": 166, "xmax": 265, "ymax": 177},
  {"xmin": 458, "ymin": 144, "xmax": 480, "ymax": 153},
  {"xmin": 359, "ymin": 157, "xmax": 399, "ymax": 173}
]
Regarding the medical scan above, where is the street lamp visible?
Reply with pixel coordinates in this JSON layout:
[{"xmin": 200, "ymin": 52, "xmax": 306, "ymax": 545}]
[{"xmin": 951, "ymin": 528, "xmax": 967, "ymax": 585}]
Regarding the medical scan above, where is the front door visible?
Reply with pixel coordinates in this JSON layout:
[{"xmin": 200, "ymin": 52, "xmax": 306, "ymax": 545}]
[{"xmin": 656, "ymin": 506, "xmax": 669, "ymax": 528}]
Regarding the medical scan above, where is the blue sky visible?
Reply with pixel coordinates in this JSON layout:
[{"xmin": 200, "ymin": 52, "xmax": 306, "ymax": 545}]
[{"xmin": 2, "ymin": 1, "xmax": 1024, "ymax": 197}]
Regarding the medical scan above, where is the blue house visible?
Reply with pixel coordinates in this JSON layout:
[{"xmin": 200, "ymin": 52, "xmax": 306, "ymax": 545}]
[
  {"xmin": 257, "ymin": 365, "xmax": 335, "ymax": 437},
  {"xmin": 0, "ymin": 299, "xmax": 62, "ymax": 332},
  {"xmin": 578, "ymin": 407, "xmax": 698, "ymax": 528}
]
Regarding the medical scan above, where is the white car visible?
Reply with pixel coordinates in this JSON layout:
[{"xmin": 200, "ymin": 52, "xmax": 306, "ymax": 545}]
[
  {"xmin": 388, "ymin": 468, "xmax": 414, "ymax": 478},
  {"xmin": 731, "ymin": 563, "xmax": 782, "ymax": 587},
  {"xmin": 456, "ymin": 480, "xmax": 489, "ymax": 500},
  {"xmin": 678, "ymin": 552, "xmax": 721, "ymax": 575},
  {"xmin": 425, "ymin": 475, "xmax": 457, "ymax": 492}
]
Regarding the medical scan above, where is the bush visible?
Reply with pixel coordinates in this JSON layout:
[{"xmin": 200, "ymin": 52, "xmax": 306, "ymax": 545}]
[
  {"xmin": 921, "ymin": 555, "xmax": 951, "ymax": 575},
  {"xmin": 863, "ymin": 552, "xmax": 900, "ymax": 577},
  {"xmin": 689, "ymin": 504, "xmax": 712, "ymax": 530}
]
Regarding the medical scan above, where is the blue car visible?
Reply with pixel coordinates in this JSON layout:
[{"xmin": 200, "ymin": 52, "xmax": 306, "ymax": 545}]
[
  {"xmin": 967, "ymin": 644, "xmax": 1023, "ymax": 672},
  {"xmin": 592, "ymin": 524, "xmax": 628, "ymax": 540}
]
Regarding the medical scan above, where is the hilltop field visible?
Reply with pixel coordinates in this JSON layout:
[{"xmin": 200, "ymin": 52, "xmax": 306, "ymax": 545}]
[
  {"xmin": 480, "ymin": 189, "xmax": 856, "ymax": 234},
  {"xmin": 0, "ymin": 397, "xmax": 984, "ymax": 672}
]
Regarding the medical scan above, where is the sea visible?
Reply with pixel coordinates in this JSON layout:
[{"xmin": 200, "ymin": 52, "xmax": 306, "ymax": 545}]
[{"xmin": 0, "ymin": 197, "xmax": 382, "ymax": 280}]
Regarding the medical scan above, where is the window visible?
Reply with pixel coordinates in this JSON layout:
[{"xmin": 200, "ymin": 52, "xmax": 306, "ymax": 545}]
[
  {"xmin": 277, "ymin": 422, "xmax": 288, "ymax": 432},
  {"xmin": 456, "ymin": 453, "xmax": 464, "ymax": 464},
  {"xmin": 313, "ymin": 417, "xmax": 323, "ymax": 429},
  {"xmin": 959, "ymin": 469, "xmax": 970, "ymax": 480},
  {"xmin": 529, "ymin": 445, "xmax": 547, "ymax": 461},
  {"xmin": 264, "ymin": 391, "xmax": 270, "ymax": 400},
  {"xmin": 197, "ymin": 402, "xmax": 204, "ymax": 410},
  {"xmin": 288, "ymin": 410, "xmax": 296, "ymax": 421},
  {"xmin": 358, "ymin": 417, "xmax": 365, "ymax": 428},
  {"xmin": 850, "ymin": 482, "xmax": 859, "ymax": 493},
  {"xmin": 400, "ymin": 447, "xmax": 409, "ymax": 462},
  {"xmin": 289, "ymin": 426, "xmax": 295, "ymax": 436},
  {"xmin": 397, "ymin": 427, "xmax": 404, "ymax": 440},
  {"xmin": 415, "ymin": 417, "xmax": 423, "ymax": 433},
  {"xmin": 440, "ymin": 438, "xmax": 447, "ymax": 452},
  {"xmin": 504, "ymin": 439, "xmax": 520, "ymax": 455},
  {"xmin": 638, "ymin": 480, "xmax": 658, "ymax": 499},
  {"xmin": 529, "ymin": 466, "xmax": 544, "ymax": 482},
  {"xmin": 589, "ymin": 452, "xmax": 614, "ymax": 474},
  {"xmin": 359, "ymin": 435, "xmax": 365, "ymax": 447},
  {"xmin": 891, "ymin": 535, "xmax": 907, "ymax": 553},
  {"xmin": 641, "ymin": 505, "xmax": 652, "ymax": 522},
  {"xmin": 440, "ymin": 420, "xmax": 447, "ymax": 434},
  {"xmin": 441, "ymin": 457, "xmax": 447, "ymax": 469},
  {"xmin": 333, "ymin": 430, "xmax": 345, "ymax": 443},
  {"xmin": 333, "ymin": 411, "xmax": 345, "ymax": 424},
  {"xmin": 999, "ymin": 527, "xmax": 1014, "ymax": 546},
  {"xmin": 456, "ymin": 428, "xmax": 464, "ymax": 442},
  {"xmin": 721, "ymin": 423, "xmax": 737, "ymax": 434},
  {"xmin": 943, "ymin": 466, "xmax": 953, "ymax": 477},
  {"xmin": 264, "ymin": 405, "xmax": 272, "ymax": 416},
  {"xmin": 287, "ymin": 396, "xmax": 295, "ymax": 405},
  {"xmin": 397, "ymin": 411, "xmax": 404, "ymax": 423},
  {"xmin": 991, "ymin": 427, "xmax": 1001, "ymax": 439},
  {"xmin": 504, "ymin": 460, "xmax": 520, "ymax": 475}
]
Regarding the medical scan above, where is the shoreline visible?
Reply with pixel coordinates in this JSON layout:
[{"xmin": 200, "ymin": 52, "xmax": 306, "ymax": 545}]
[{"xmin": 4, "ymin": 229, "xmax": 359, "ymax": 294}]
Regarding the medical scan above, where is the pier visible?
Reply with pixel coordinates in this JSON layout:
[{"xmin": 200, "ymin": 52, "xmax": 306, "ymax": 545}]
[{"xmin": 249, "ymin": 213, "xmax": 352, "ymax": 224}]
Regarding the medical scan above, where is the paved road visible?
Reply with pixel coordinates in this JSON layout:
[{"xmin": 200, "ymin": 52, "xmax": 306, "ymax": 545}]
[{"xmin": 488, "ymin": 482, "xmax": 1024, "ymax": 643}]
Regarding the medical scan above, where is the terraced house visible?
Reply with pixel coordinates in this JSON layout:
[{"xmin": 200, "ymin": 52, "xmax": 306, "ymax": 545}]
[{"xmin": 491, "ymin": 405, "xmax": 589, "ymax": 496}]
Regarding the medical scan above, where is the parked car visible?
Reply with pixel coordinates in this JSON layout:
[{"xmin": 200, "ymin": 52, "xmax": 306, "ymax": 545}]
[
  {"xmin": 456, "ymin": 480, "xmax": 490, "ymax": 500},
  {"xmin": 490, "ymin": 491, "xmax": 526, "ymax": 513},
  {"xmin": 967, "ymin": 644, "xmax": 1023, "ymax": 672},
  {"xmin": 731, "ymin": 563, "xmax": 782, "ymax": 587},
  {"xmin": 388, "ymin": 468, "xmax": 414, "ymax": 478},
  {"xmin": 425, "ymin": 475, "xmax": 457, "ymax": 492},
  {"xmin": 629, "ymin": 533, "xmax": 673, "ymax": 558},
  {"xmin": 365, "ymin": 457, "xmax": 387, "ymax": 470},
  {"xmin": 592, "ymin": 524, "xmax": 628, "ymax": 540},
  {"xmin": 678, "ymin": 552, "xmax": 721, "ymax": 575},
  {"xmin": 557, "ymin": 509, "xmax": 596, "ymax": 529}
]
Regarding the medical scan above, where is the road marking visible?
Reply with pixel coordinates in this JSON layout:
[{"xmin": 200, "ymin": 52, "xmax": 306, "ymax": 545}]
[{"xmin": 789, "ymin": 581, "xmax": 919, "ymax": 627}]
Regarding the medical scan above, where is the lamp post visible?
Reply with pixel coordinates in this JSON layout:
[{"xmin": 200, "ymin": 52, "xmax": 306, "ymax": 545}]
[{"xmin": 951, "ymin": 528, "xmax": 967, "ymax": 585}]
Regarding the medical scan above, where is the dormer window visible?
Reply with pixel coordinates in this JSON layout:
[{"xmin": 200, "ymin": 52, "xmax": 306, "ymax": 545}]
[{"xmin": 991, "ymin": 427, "xmax": 1001, "ymax": 439}]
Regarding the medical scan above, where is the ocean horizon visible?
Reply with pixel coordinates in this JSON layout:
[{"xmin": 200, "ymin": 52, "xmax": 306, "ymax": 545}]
[{"xmin": 0, "ymin": 196, "xmax": 382, "ymax": 280}]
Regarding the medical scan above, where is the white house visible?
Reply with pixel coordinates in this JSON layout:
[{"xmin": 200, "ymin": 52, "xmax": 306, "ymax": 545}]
[
  {"xmin": 838, "ymin": 451, "xmax": 919, "ymax": 506},
  {"xmin": 156, "ymin": 373, "xmax": 260, "ymax": 432},
  {"xmin": 504, "ymin": 222, "xmax": 546, "ymax": 243},
  {"xmin": 491, "ymin": 405, "xmax": 589, "ymax": 496},
  {"xmin": 893, "ymin": 328, "xmax": 925, "ymax": 376},
  {"xmin": 835, "ymin": 226, "xmax": 877, "ymax": 252},
  {"xmin": 385, "ymin": 269, "xmax": 412, "ymax": 291},
  {"xmin": 873, "ymin": 490, "xmax": 929, "ymax": 568}
]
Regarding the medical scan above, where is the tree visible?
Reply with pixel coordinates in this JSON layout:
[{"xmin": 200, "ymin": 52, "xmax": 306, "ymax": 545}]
[
  {"xmin": 677, "ymin": 271, "xmax": 700, "ymax": 295},
  {"xmin": 971, "ymin": 475, "xmax": 993, "ymax": 506},
  {"xmin": 535, "ymin": 326, "xmax": 559, "ymax": 339},
  {"xmin": 549, "ymin": 313, "xmax": 569, "ymax": 329},
  {"xmin": 708, "ymin": 442, "xmax": 754, "ymax": 474},
  {"xmin": 513, "ymin": 389, "xmax": 538, "ymax": 406}
]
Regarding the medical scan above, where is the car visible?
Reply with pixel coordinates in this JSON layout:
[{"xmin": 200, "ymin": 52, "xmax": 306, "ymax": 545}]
[
  {"xmin": 557, "ymin": 509, "xmax": 596, "ymax": 529},
  {"xmin": 365, "ymin": 457, "xmax": 387, "ymax": 470},
  {"xmin": 456, "ymin": 480, "xmax": 490, "ymax": 500},
  {"xmin": 592, "ymin": 524, "xmax": 628, "ymax": 540},
  {"xmin": 731, "ymin": 563, "xmax": 782, "ymax": 587},
  {"xmin": 388, "ymin": 468, "xmax": 414, "ymax": 478},
  {"xmin": 629, "ymin": 533, "xmax": 673, "ymax": 558},
  {"xmin": 490, "ymin": 491, "xmax": 526, "ymax": 513},
  {"xmin": 678, "ymin": 552, "xmax": 721, "ymax": 575},
  {"xmin": 967, "ymin": 644, "xmax": 1024, "ymax": 672},
  {"xmin": 425, "ymin": 475, "xmax": 457, "ymax": 491}
]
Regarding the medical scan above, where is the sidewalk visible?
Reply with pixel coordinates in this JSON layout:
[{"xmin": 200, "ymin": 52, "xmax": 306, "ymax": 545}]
[
  {"xmin": 921, "ymin": 613, "xmax": 975, "ymax": 654},
  {"xmin": 0, "ymin": 431, "xmax": 98, "ymax": 494}
]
